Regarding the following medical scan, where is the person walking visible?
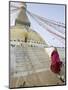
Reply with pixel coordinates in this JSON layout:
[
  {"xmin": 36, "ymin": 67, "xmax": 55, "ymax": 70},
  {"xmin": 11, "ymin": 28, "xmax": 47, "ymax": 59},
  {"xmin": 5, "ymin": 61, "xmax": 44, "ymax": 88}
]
[{"xmin": 50, "ymin": 47, "xmax": 64, "ymax": 82}]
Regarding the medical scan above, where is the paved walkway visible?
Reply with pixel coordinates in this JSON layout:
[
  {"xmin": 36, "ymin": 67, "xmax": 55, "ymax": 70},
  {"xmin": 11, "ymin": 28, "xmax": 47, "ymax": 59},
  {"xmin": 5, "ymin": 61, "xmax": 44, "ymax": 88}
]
[{"xmin": 10, "ymin": 44, "xmax": 65, "ymax": 88}]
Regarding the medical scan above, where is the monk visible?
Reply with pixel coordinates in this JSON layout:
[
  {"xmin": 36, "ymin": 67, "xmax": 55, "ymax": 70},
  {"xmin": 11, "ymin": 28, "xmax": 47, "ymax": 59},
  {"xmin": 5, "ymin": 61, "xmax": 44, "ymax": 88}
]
[{"xmin": 50, "ymin": 47, "xmax": 64, "ymax": 82}]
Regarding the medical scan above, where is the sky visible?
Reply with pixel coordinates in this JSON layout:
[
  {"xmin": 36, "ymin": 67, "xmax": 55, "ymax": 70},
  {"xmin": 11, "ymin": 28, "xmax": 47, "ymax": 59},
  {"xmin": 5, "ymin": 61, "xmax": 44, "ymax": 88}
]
[
  {"xmin": 10, "ymin": 2, "xmax": 65, "ymax": 47},
  {"xmin": 27, "ymin": 3, "xmax": 65, "ymax": 23}
]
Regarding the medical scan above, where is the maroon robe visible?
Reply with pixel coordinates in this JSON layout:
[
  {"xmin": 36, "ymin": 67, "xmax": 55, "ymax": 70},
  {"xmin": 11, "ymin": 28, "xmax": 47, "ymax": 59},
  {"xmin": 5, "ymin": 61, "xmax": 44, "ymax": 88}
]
[{"xmin": 50, "ymin": 50, "xmax": 62, "ymax": 74}]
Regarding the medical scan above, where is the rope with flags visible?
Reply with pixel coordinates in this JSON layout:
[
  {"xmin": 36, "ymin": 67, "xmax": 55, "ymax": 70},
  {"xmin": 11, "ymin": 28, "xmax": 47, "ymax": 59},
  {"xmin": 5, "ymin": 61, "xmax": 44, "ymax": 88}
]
[{"xmin": 26, "ymin": 10, "xmax": 65, "ymax": 40}]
